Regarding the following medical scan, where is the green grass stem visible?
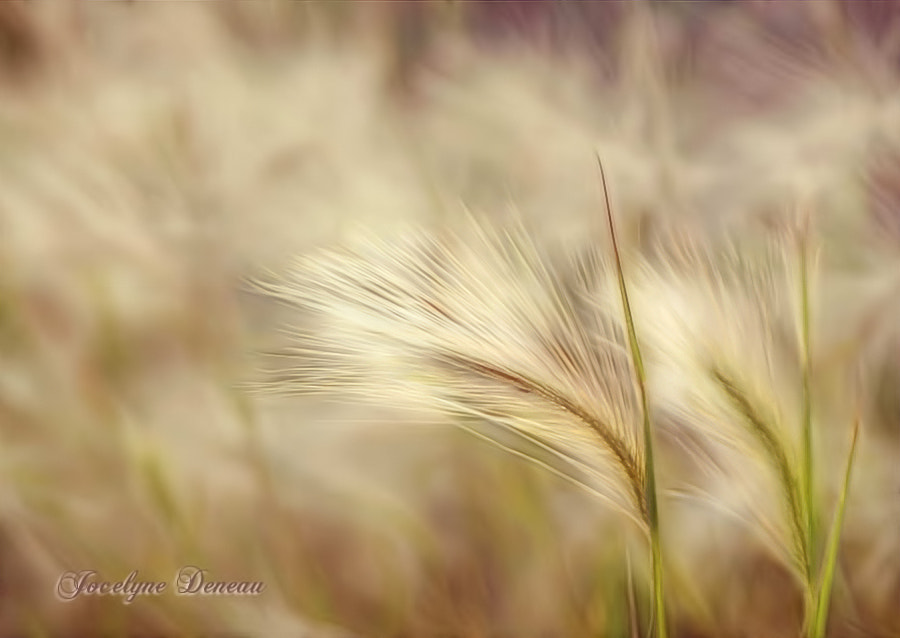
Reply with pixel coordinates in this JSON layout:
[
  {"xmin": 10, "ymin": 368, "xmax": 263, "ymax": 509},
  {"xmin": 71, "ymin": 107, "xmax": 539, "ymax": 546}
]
[
  {"xmin": 598, "ymin": 156, "xmax": 667, "ymax": 638},
  {"xmin": 810, "ymin": 414, "xmax": 860, "ymax": 638},
  {"xmin": 798, "ymin": 226, "xmax": 816, "ymax": 580}
]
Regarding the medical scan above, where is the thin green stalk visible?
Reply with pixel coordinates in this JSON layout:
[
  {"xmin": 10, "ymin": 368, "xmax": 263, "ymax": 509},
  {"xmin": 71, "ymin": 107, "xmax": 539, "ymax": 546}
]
[
  {"xmin": 810, "ymin": 414, "xmax": 860, "ymax": 638},
  {"xmin": 798, "ymin": 228, "xmax": 815, "ymax": 579},
  {"xmin": 598, "ymin": 157, "xmax": 667, "ymax": 638}
]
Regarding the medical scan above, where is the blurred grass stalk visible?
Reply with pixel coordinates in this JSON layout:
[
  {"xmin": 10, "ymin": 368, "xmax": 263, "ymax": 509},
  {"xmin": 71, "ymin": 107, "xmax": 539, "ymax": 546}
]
[
  {"xmin": 797, "ymin": 213, "xmax": 860, "ymax": 638},
  {"xmin": 599, "ymin": 157, "xmax": 667, "ymax": 638},
  {"xmin": 798, "ymin": 214, "xmax": 818, "ymax": 633},
  {"xmin": 810, "ymin": 412, "xmax": 860, "ymax": 638}
]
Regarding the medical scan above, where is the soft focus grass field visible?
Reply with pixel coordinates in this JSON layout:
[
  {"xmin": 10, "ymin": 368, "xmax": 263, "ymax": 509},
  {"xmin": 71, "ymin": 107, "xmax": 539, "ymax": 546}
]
[{"xmin": 0, "ymin": 2, "xmax": 897, "ymax": 637}]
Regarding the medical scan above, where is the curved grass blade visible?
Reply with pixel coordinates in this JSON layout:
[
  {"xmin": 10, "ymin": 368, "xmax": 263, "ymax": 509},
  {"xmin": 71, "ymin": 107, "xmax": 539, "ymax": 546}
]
[
  {"xmin": 598, "ymin": 156, "xmax": 667, "ymax": 638},
  {"xmin": 797, "ymin": 218, "xmax": 816, "ymax": 585},
  {"xmin": 810, "ymin": 413, "xmax": 861, "ymax": 638}
]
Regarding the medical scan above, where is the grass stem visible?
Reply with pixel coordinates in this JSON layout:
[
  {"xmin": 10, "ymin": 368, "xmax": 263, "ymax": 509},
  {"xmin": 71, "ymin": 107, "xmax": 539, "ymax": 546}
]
[
  {"xmin": 799, "ymin": 225, "xmax": 815, "ymax": 583},
  {"xmin": 810, "ymin": 413, "xmax": 860, "ymax": 638},
  {"xmin": 598, "ymin": 156, "xmax": 667, "ymax": 638}
]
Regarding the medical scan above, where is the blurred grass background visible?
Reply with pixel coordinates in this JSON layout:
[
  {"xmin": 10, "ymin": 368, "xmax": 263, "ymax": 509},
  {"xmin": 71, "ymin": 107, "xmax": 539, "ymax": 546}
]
[{"xmin": 0, "ymin": 1, "xmax": 897, "ymax": 637}]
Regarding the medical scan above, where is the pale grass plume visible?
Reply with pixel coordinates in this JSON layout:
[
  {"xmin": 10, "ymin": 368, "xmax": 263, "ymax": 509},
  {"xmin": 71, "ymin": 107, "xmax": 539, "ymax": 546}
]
[
  {"xmin": 633, "ymin": 231, "xmax": 813, "ymax": 572},
  {"xmin": 258, "ymin": 215, "xmax": 657, "ymax": 532},
  {"xmin": 629, "ymin": 225, "xmax": 868, "ymax": 636}
]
